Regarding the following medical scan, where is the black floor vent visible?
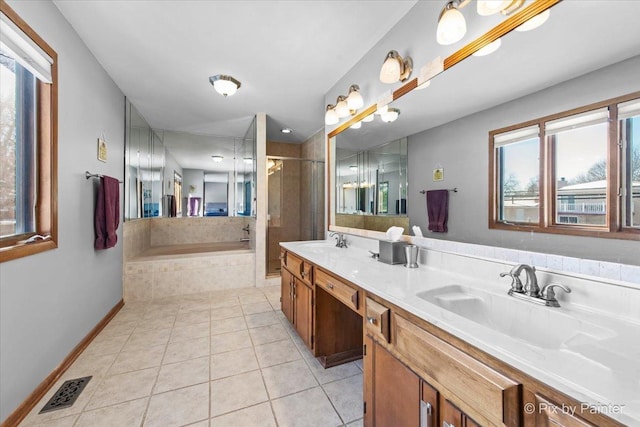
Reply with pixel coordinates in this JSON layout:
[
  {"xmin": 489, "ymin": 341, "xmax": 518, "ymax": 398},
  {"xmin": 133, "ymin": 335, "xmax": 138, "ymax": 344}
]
[{"xmin": 39, "ymin": 376, "xmax": 92, "ymax": 413}]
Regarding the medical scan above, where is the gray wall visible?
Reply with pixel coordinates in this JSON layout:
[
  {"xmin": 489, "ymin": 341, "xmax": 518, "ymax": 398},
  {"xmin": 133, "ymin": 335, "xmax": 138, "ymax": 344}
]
[
  {"xmin": 408, "ymin": 56, "xmax": 640, "ymax": 266},
  {"xmin": 0, "ymin": 1, "xmax": 125, "ymax": 421}
]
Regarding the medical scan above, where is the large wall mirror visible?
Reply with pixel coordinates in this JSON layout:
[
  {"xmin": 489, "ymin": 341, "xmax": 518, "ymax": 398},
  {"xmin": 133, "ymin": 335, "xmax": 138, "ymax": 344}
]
[
  {"xmin": 334, "ymin": 130, "xmax": 408, "ymax": 233},
  {"xmin": 125, "ymin": 100, "xmax": 256, "ymax": 220},
  {"xmin": 328, "ymin": 0, "xmax": 640, "ymax": 250}
]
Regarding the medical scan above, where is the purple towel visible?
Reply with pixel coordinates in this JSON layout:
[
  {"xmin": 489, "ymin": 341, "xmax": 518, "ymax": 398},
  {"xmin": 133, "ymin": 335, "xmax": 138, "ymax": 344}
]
[
  {"xmin": 426, "ymin": 190, "xmax": 449, "ymax": 233},
  {"xmin": 188, "ymin": 197, "xmax": 201, "ymax": 216},
  {"xmin": 94, "ymin": 176, "xmax": 120, "ymax": 249}
]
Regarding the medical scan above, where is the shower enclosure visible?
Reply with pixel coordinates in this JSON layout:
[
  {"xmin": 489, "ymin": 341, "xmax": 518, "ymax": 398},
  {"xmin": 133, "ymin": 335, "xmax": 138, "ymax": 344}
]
[{"xmin": 267, "ymin": 157, "xmax": 325, "ymax": 275}]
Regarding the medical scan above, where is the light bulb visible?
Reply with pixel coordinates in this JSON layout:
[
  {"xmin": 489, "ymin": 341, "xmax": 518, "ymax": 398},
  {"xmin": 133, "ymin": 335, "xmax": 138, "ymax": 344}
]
[
  {"xmin": 379, "ymin": 51, "xmax": 402, "ymax": 84},
  {"xmin": 415, "ymin": 80, "xmax": 431, "ymax": 91},
  {"xmin": 472, "ymin": 38, "xmax": 501, "ymax": 57},
  {"xmin": 381, "ymin": 108, "xmax": 400, "ymax": 123},
  {"xmin": 335, "ymin": 96, "xmax": 350, "ymax": 118},
  {"xmin": 346, "ymin": 86, "xmax": 364, "ymax": 109},
  {"xmin": 515, "ymin": 9, "xmax": 550, "ymax": 32},
  {"xmin": 350, "ymin": 121, "xmax": 362, "ymax": 129},
  {"xmin": 476, "ymin": 0, "xmax": 511, "ymax": 16},
  {"xmin": 376, "ymin": 104, "xmax": 389, "ymax": 115},
  {"xmin": 325, "ymin": 105, "xmax": 339, "ymax": 125},
  {"xmin": 437, "ymin": 4, "xmax": 466, "ymax": 45}
]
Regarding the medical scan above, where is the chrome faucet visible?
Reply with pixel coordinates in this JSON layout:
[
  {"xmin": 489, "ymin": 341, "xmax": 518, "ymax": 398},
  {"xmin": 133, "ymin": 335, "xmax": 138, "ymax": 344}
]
[
  {"xmin": 500, "ymin": 264, "xmax": 571, "ymax": 307},
  {"xmin": 329, "ymin": 232, "xmax": 348, "ymax": 248},
  {"xmin": 540, "ymin": 283, "xmax": 572, "ymax": 307},
  {"xmin": 501, "ymin": 264, "xmax": 540, "ymax": 297}
]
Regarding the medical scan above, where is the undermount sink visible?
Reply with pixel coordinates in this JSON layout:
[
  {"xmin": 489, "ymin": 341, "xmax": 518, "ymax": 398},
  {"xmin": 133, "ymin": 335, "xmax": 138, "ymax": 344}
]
[
  {"xmin": 416, "ymin": 285, "xmax": 615, "ymax": 349},
  {"xmin": 295, "ymin": 241, "xmax": 340, "ymax": 253}
]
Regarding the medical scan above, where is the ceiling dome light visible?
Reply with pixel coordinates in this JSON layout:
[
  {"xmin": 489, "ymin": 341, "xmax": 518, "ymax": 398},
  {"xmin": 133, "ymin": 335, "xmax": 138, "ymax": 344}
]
[
  {"xmin": 437, "ymin": 2, "xmax": 467, "ymax": 45},
  {"xmin": 334, "ymin": 95, "xmax": 350, "ymax": 118},
  {"xmin": 349, "ymin": 165, "xmax": 358, "ymax": 172},
  {"xmin": 243, "ymin": 157, "xmax": 253, "ymax": 164},
  {"xmin": 472, "ymin": 38, "xmax": 502, "ymax": 56},
  {"xmin": 281, "ymin": 128, "xmax": 293, "ymax": 134},
  {"xmin": 350, "ymin": 121, "xmax": 362, "ymax": 129},
  {"xmin": 380, "ymin": 108, "xmax": 400, "ymax": 123},
  {"xmin": 362, "ymin": 114, "xmax": 374, "ymax": 122},
  {"xmin": 515, "ymin": 9, "xmax": 550, "ymax": 32},
  {"xmin": 211, "ymin": 155, "xmax": 224, "ymax": 162},
  {"xmin": 379, "ymin": 50, "xmax": 413, "ymax": 84},
  {"xmin": 325, "ymin": 104, "xmax": 339, "ymax": 125},
  {"xmin": 346, "ymin": 85, "xmax": 364, "ymax": 110},
  {"xmin": 209, "ymin": 74, "xmax": 241, "ymax": 97},
  {"xmin": 476, "ymin": 0, "xmax": 511, "ymax": 16}
]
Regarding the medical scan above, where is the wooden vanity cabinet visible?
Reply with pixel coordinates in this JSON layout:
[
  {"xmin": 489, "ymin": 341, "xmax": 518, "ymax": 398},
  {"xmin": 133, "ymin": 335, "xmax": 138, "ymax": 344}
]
[
  {"xmin": 441, "ymin": 399, "xmax": 481, "ymax": 427},
  {"xmin": 293, "ymin": 279, "xmax": 313, "ymax": 349},
  {"xmin": 314, "ymin": 267, "xmax": 363, "ymax": 367},
  {"xmin": 280, "ymin": 251, "xmax": 314, "ymax": 351},
  {"xmin": 281, "ymin": 267, "xmax": 294, "ymax": 324},
  {"xmin": 531, "ymin": 394, "xmax": 596, "ymax": 427},
  {"xmin": 365, "ymin": 336, "xmax": 420, "ymax": 427},
  {"xmin": 281, "ymin": 248, "xmax": 621, "ymax": 427}
]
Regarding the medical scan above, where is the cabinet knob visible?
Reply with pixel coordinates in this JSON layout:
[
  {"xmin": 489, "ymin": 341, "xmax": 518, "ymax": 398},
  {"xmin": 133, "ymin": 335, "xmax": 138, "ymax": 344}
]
[
  {"xmin": 367, "ymin": 316, "xmax": 377, "ymax": 325},
  {"xmin": 327, "ymin": 283, "xmax": 334, "ymax": 289},
  {"xmin": 301, "ymin": 271, "xmax": 307, "ymax": 277}
]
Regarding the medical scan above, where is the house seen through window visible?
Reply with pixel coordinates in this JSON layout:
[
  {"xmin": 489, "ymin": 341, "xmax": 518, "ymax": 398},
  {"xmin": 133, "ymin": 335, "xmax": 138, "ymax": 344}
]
[{"xmin": 490, "ymin": 92, "xmax": 640, "ymax": 239}]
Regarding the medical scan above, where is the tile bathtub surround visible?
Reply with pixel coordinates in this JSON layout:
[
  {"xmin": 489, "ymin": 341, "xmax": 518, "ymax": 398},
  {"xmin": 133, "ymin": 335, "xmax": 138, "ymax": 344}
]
[
  {"xmin": 19, "ymin": 286, "xmax": 363, "ymax": 427},
  {"xmin": 124, "ymin": 252, "xmax": 256, "ymax": 301},
  {"xmin": 149, "ymin": 217, "xmax": 255, "ymax": 247}
]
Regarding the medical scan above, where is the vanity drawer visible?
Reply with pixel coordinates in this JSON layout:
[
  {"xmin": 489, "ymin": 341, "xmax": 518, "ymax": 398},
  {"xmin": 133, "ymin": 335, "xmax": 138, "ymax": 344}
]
[
  {"xmin": 365, "ymin": 297, "xmax": 390, "ymax": 343},
  {"xmin": 286, "ymin": 252, "xmax": 313, "ymax": 285},
  {"xmin": 393, "ymin": 313, "xmax": 521, "ymax": 427},
  {"xmin": 316, "ymin": 268, "xmax": 359, "ymax": 313}
]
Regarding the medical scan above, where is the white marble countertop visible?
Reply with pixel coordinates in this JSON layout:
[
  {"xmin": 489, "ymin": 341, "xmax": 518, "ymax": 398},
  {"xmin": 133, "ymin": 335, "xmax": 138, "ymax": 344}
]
[{"xmin": 281, "ymin": 240, "xmax": 640, "ymax": 426}]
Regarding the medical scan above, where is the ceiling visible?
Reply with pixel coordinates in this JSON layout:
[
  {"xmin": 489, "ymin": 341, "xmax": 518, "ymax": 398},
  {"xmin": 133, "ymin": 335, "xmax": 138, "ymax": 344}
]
[{"xmin": 53, "ymin": 0, "xmax": 419, "ymax": 143}]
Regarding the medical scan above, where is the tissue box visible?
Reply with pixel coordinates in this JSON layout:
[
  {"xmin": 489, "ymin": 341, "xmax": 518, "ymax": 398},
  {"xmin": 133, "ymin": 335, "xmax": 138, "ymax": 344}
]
[{"xmin": 378, "ymin": 240, "xmax": 407, "ymax": 265}]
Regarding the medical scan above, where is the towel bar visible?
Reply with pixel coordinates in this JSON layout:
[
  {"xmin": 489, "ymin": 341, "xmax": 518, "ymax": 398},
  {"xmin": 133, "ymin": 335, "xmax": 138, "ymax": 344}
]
[
  {"xmin": 419, "ymin": 188, "xmax": 457, "ymax": 194},
  {"xmin": 85, "ymin": 171, "xmax": 123, "ymax": 183}
]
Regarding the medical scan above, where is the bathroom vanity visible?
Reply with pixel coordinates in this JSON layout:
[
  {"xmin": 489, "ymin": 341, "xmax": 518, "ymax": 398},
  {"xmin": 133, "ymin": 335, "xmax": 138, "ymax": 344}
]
[{"xmin": 280, "ymin": 240, "xmax": 638, "ymax": 427}]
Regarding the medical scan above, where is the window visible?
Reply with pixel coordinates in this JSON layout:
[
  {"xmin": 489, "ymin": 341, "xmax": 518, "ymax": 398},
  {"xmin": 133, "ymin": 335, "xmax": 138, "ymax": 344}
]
[
  {"xmin": 619, "ymin": 98, "xmax": 640, "ymax": 228},
  {"xmin": 494, "ymin": 125, "xmax": 540, "ymax": 224},
  {"xmin": 490, "ymin": 92, "xmax": 640, "ymax": 240},
  {"xmin": 0, "ymin": 3, "xmax": 57, "ymax": 262},
  {"xmin": 548, "ymin": 109, "xmax": 609, "ymax": 227}
]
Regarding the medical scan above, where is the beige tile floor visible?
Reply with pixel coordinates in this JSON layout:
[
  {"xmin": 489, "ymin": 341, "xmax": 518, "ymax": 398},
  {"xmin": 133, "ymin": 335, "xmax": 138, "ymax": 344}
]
[{"xmin": 19, "ymin": 286, "xmax": 364, "ymax": 427}]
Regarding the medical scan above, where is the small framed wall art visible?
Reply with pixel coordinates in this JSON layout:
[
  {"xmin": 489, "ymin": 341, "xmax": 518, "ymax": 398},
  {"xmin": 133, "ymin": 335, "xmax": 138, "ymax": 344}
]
[{"xmin": 97, "ymin": 136, "xmax": 108, "ymax": 162}]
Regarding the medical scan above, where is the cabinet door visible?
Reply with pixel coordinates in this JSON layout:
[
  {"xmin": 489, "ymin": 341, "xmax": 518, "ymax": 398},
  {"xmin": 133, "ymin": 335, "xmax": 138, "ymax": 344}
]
[
  {"xmin": 281, "ymin": 268, "xmax": 294, "ymax": 324},
  {"xmin": 294, "ymin": 280, "xmax": 313, "ymax": 350},
  {"xmin": 441, "ymin": 399, "xmax": 480, "ymax": 427},
  {"xmin": 421, "ymin": 381, "xmax": 438, "ymax": 427},
  {"xmin": 373, "ymin": 340, "xmax": 420, "ymax": 427},
  {"xmin": 441, "ymin": 399, "xmax": 464, "ymax": 427}
]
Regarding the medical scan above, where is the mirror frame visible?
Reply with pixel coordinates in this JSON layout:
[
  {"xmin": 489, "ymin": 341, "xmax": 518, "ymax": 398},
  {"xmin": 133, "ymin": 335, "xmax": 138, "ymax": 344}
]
[{"xmin": 327, "ymin": 0, "xmax": 560, "ymax": 238}]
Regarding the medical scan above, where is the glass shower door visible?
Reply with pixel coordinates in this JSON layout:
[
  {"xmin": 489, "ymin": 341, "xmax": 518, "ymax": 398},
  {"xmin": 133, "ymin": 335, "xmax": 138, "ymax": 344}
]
[{"xmin": 267, "ymin": 158, "xmax": 324, "ymax": 276}]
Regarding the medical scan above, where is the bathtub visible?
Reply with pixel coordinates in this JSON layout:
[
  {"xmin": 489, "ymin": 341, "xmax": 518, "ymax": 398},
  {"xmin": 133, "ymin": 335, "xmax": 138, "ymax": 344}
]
[
  {"xmin": 133, "ymin": 241, "xmax": 251, "ymax": 260},
  {"xmin": 124, "ymin": 240, "xmax": 255, "ymax": 301}
]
